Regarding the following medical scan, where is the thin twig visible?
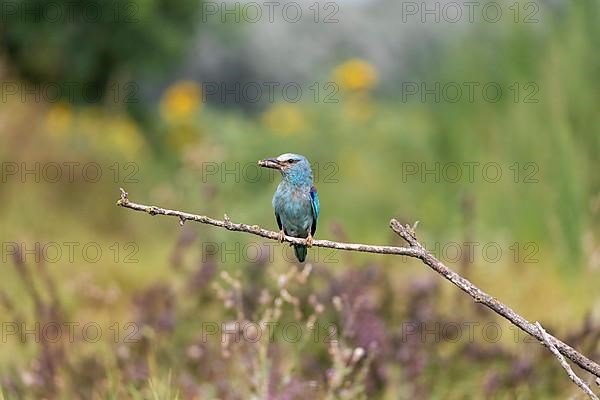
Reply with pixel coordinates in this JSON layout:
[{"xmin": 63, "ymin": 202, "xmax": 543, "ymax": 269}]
[
  {"xmin": 116, "ymin": 188, "xmax": 600, "ymax": 387},
  {"xmin": 535, "ymin": 322, "xmax": 598, "ymax": 400}
]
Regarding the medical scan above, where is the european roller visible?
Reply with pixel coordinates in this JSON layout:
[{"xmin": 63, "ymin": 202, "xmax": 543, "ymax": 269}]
[{"xmin": 258, "ymin": 153, "xmax": 320, "ymax": 262}]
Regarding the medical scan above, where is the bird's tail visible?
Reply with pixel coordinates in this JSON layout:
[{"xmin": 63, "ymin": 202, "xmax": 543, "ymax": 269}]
[{"xmin": 294, "ymin": 245, "xmax": 307, "ymax": 263}]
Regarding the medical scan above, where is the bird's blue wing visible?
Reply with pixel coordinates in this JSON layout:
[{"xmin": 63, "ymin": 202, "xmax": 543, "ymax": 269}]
[{"xmin": 310, "ymin": 186, "xmax": 319, "ymax": 236}]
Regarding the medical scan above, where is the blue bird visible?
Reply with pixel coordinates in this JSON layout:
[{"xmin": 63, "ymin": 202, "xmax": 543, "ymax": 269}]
[{"xmin": 258, "ymin": 153, "xmax": 320, "ymax": 262}]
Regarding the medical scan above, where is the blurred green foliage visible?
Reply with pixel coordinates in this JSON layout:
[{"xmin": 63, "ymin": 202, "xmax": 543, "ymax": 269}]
[{"xmin": 1, "ymin": 0, "xmax": 200, "ymax": 100}]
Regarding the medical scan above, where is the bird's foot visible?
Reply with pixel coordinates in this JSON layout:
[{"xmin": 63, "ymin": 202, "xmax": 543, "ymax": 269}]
[
  {"xmin": 305, "ymin": 233, "xmax": 314, "ymax": 248},
  {"xmin": 278, "ymin": 229, "xmax": 286, "ymax": 243}
]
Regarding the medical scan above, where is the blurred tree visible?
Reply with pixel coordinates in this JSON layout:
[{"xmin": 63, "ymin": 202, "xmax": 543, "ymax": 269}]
[{"xmin": 0, "ymin": 0, "xmax": 200, "ymax": 103}]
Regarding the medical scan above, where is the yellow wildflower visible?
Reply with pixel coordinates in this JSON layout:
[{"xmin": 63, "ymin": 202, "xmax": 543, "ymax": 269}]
[
  {"xmin": 160, "ymin": 81, "xmax": 202, "ymax": 122},
  {"xmin": 333, "ymin": 59, "xmax": 378, "ymax": 92}
]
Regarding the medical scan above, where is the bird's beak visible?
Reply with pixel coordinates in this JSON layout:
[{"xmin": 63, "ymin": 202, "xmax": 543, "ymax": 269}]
[{"xmin": 258, "ymin": 158, "xmax": 283, "ymax": 170}]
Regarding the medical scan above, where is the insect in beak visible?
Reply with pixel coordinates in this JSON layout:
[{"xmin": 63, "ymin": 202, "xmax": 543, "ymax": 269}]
[{"xmin": 258, "ymin": 158, "xmax": 283, "ymax": 170}]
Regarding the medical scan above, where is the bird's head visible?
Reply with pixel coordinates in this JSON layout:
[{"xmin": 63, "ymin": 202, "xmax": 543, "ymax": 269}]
[{"xmin": 258, "ymin": 153, "xmax": 313, "ymax": 185}]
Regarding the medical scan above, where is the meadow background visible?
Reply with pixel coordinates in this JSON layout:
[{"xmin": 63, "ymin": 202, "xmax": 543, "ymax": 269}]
[{"xmin": 1, "ymin": 0, "xmax": 599, "ymax": 398}]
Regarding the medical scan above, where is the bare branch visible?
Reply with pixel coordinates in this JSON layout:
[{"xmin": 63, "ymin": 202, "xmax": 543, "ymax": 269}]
[
  {"xmin": 116, "ymin": 188, "xmax": 422, "ymax": 257},
  {"xmin": 116, "ymin": 188, "xmax": 600, "ymax": 383},
  {"xmin": 535, "ymin": 322, "xmax": 598, "ymax": 400},
  {"xmin": 389, "ymin": 220, "xmax": 600, "ymax": 380}
]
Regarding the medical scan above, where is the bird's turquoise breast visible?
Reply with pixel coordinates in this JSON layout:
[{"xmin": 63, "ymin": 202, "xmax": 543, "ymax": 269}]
[{"xmin": 273, "ymin": 183, "xmax": 313, "ymax": 238}]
